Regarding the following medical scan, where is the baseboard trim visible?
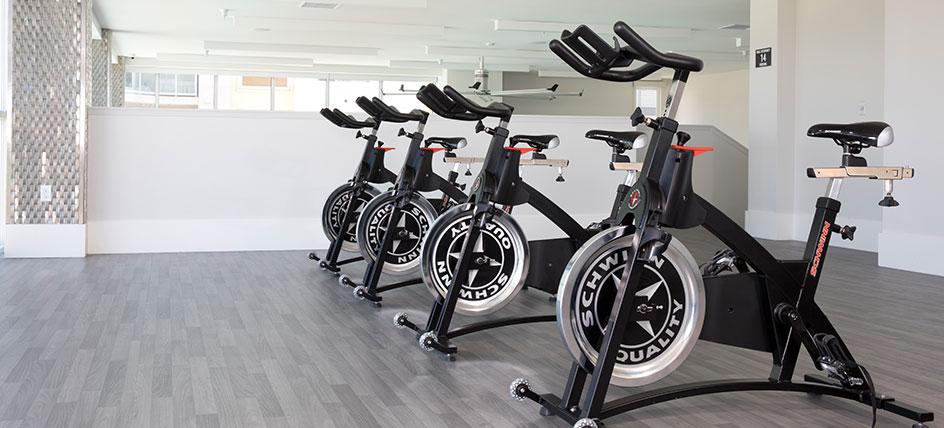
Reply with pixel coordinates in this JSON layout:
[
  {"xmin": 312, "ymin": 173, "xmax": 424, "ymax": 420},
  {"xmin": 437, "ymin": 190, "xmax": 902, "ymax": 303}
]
[
  {"xmin": 4, "ymin": 224, "xmax": 87, "ymax": 258},
  {"xmin": 87, "ymin": 219, "xmax": 324, "ymax": 254}
]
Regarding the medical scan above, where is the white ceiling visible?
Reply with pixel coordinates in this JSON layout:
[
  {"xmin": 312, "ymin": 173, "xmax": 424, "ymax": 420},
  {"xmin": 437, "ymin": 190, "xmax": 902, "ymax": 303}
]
[{"xmin": 97, "ymin": 0, "xmax": 750, "ymax": 78}]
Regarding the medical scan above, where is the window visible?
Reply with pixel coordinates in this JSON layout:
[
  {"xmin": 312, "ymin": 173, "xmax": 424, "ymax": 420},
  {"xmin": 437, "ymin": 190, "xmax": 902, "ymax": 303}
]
[
  {"xmin": 124, "ymin": 72, "xmax": 207, "ymax": 108},
  {"xmin": 635, "ymin": 87, "xmax": 661, "ymax": 117},
  {"xmin": 274, "ymin": 78, "xmax": 327, "ymax": 112},
  {"xmin": 217, "ymin": 75, "xmax": 271, "ymax": 111},
  {"xmin": 118, "ymin": 73, "xmax": 434, "ymax": 113},
  {"xmin": 329, "ymin": 80, "xmax": 379, "ymax": 113},
  {"xmin": 381, "ymin": 80, "xmax": 426, "ymax": 113}
]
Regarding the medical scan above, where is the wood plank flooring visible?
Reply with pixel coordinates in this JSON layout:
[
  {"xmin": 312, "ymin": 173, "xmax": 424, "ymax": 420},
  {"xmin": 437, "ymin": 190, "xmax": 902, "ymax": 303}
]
[{"xmin": 0, "ymin": 229, "xmax": 941, "ymax": 427}]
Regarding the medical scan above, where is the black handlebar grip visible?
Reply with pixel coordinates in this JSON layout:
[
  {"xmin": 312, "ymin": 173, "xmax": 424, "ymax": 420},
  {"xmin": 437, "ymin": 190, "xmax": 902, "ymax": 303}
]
[
  {"xmin": 551, "ymin": 27, "xmax": 661, "ymax": 82},
  {"xmin": 372, "ymin": 97, "xmax": 428, "ymax": 123},
  {"xmin": 416, "ymin": 84, "xmax": 486, "ymax": 121},
  {"xmin": 614, "ymin": 21, "xmax": 703, "ymax": 72},
  {"xmin": 549, "ymin": 38, "xmax": 594, "ymax": 77},
  {"xmin": 320, "ymin": 108, "xmax": 345, "ymax": 127},
  {"xmin": 336, "ymin": 109, "xmax": 377, "ymax": 128},
  {"xmin": 355, "ymin": 96, "xmax": 385, "ymax": 120},
  {"xmin": 442, "ymin": 85, "xmax": 513, "ymax": 120}
]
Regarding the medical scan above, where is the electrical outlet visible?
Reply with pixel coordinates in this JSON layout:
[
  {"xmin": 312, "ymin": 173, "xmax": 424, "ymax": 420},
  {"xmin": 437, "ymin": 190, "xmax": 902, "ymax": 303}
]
[
  {"xmin": 40, "ymin": 185, "xmax": 52, "ymax": 202},
  {"xmin": 857, "ymin": 101, "xmax": 867, "ymax": 117}
]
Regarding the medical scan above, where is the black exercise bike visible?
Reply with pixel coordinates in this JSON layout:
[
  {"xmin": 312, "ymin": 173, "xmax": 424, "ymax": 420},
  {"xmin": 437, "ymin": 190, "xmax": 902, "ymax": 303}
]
[
  {"xmin": 509, "ymin": 21, "xmax": 933, "ymax": 428},
  {"xmin": 309, "ymin": 107, "xmax": 396, "ymax": 273},
  {"xmin": 394, "ymin": 83, "xmax": 649, "ymax": 359},
  {"xmin": 338, "ymin": 96, "xmax": 477, "ymax": 304}
]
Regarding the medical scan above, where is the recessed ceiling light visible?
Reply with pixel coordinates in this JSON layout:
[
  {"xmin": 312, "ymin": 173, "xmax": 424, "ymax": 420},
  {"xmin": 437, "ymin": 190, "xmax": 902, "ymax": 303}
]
[
  {"xmin": 299, "ymin": 2, "xmax": 340, "ymax": 9},
  {"xmin": 253, "ymin": 27, "xmax": 271, "ymax": 32},
  {"xmin": 719, "ymin": 24, "xmax": 750, "ymax": 30}
]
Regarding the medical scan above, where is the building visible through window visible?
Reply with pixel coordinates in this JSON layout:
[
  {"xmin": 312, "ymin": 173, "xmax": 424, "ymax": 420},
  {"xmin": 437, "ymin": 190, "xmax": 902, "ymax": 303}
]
[{"xmin": 635, "ymin": 87, "xmax": 660, "ymax": 117}]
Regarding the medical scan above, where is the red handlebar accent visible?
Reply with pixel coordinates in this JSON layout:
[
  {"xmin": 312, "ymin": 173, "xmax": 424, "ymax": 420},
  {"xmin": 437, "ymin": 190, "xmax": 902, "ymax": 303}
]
[
  {"xmin": 420, "ymin": 147, "xmax": 446, "ymax": 153},
  {"xmin": 672, "ymin": 145, "xmax": 713, "ymax": 156},
  {"xmin": 377, "ymin": 147, "xmax": 396, "ymax": 152},
  {"xmin": 504, "ymin": 147, "xmax": 538, "ymax": 154}
]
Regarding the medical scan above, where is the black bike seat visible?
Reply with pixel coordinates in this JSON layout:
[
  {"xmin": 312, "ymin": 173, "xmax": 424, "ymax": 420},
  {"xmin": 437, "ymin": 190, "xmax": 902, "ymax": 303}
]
[
  {"xmin": 510, "ymin": 134, "xmax": 560, "ymax": 150},
  {"xmin": 586, "ymin": 130, "xmax": 648, "ymax": 151},
  {"xmin": 807, "ymin": 121, "xmax": 893, "ymax": 148},
  {"xmin": 426, "ymin": 137, "xmax": 467, "ymax": 150}
]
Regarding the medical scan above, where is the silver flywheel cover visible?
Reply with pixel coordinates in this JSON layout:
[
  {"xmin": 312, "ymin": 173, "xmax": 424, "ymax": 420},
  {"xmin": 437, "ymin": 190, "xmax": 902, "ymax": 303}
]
[
  {"xmin": 421, "ymin": 203, "xmax": 529, "ymax": 316},
  {"xmin": 356, "ymin": 191, "xmax": 437, "ymax": 275},
  {"xmin": 557, "ymin": 226, "xmax": 705, "ymax": 387},
  {"xmin": 321, "ymin": 183, "xmax": 379, "ymax": 253}
]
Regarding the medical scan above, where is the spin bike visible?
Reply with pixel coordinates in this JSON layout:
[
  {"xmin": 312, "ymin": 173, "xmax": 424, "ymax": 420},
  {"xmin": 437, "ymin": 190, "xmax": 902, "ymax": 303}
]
[
  {"xmin": 309, "ymin": 107, "xmax": 395, "ymax": 274},
  {"xmin": 394, "ymin": 84, "xmax": 647, "ymax": 358},
  {"xmin": 337, "ymin": 96, "xmax": 478, "ymax": 304},
  {"xmin": 510, "ymin": 21, "xmax": 934, "ymax": 428}
]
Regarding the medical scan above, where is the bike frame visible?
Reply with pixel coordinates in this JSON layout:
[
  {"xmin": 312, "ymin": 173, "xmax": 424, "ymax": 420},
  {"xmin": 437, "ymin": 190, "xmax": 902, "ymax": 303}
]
[
  {"xmin": 524, "ymin": 67, "xmax": 932, "ymax": 428},
  {"xmin": 311, "ymin": 116, "xmax": 398, "ymax": 273},
  {"xmin": 350, "ymin": 113, "xmax": 472, "ymax": 303},
  {"xmin": 400, "ymin": 112, "xmax": 592, "ymax": 356}
]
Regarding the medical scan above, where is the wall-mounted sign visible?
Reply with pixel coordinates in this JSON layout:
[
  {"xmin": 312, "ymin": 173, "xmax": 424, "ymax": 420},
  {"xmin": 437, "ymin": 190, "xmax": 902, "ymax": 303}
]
[{"xmin": 755, "ymin": 47, "xmax": 772, "ymax": 68}]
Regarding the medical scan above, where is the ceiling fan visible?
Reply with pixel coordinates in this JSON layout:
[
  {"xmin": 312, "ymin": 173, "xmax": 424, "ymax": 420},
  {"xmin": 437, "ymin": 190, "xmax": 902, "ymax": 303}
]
[{"xmin": 384, "ymin": 57, "xmax": 583, "ymax": 101}]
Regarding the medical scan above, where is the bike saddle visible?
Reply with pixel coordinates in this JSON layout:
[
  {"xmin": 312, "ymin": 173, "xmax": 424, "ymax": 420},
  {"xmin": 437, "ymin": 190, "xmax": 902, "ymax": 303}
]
[
  {"xmin": 426, "ymin": 137, "xmax": 467, "ymax": 151},
  {"xmin": 807, "ymin": 121, "xmax": 893, "ymax": 148},
  {"xmin": 510, "ymin": 134, "xmax": 560, "ymax": 150},
  {"xmin": 586, "ymin": 130, "xmax": 648, "ymax": 151}
]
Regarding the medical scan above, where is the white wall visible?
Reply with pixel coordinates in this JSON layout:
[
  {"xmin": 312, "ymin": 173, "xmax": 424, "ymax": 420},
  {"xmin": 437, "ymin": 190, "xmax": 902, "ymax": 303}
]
[
  {"xmin": 748, "ymin": 0, "xmax": 888, "ymax": 252},
  {"xmin": 87, "ymin": 109, "xmax": 745, "ymax": 254},
  {"xmin": 746, "ymin": 0, "xmax": 797, "ymax": 242},
  {"xmin": 792, "ymin": 0, "xmax": 886, "ymax": 251},
  {"xmin": 87, "ymin": 109, "xmax": 630, "ymax": 253},
  {"xmin": 676, "ymin": 68, "xmax": 749, "ymax": 146},
  {"xmin": 881, "ymin": 0, "xmax": 944, "ymax": 276}
]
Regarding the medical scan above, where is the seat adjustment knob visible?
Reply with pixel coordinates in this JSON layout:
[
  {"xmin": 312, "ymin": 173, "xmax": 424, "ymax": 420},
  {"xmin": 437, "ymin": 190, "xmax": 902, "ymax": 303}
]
[{"xmin": 831, "ymin": 224, "xmax": 856, "ymax": 241}]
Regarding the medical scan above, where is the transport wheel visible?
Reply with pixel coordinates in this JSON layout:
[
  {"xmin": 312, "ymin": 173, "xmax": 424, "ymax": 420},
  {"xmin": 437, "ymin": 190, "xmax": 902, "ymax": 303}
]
[
  {"xmin": 573, "ymin": 418, "xmax": 602, "ymax": 428},
  {"xmin": 393, "ymin": 312, "xmax": 408, "ymax": 329},
  {"xmin": 338, "ymin": 274, "xmax": 355, "ymax": 287},
  {"xmin": 356, "ymin": 191, "xmax": 436, "ymax": 275},
  {"xmin": 557, "ymin": 226, "xmax": 705, "ymax": 387},
  {"xmin": 321, "ymin": 183, "xmax": 378, "ymax": 253},
  {"xmin": 352, "ymin": 286, "xmax": 367, "ymax": 300},
  {"xmin": 509, "ymin": 378, "xmax": 531, "ymax": 401},
  {"xmin": 418, "ymin": 331, "xmax": 437, "ymax": 352},
  {"xmin": 420, "ymin": 203, "xmax": 529, "ymax": 316}
]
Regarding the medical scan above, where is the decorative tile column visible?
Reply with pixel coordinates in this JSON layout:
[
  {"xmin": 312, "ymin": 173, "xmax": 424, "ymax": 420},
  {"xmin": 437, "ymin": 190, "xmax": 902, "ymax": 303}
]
[{"xmin": 5, "ymin": 0, "xmax": 89, "ymax": 257}]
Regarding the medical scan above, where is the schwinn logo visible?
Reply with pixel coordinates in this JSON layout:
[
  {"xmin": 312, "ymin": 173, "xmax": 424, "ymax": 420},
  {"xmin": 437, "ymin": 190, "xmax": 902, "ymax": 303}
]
[
  {"xmin": 629, "ymin": 189, "xmax": 641, "ymax": 209},
  {"xmin": 809, "ymin": 221, "xmax": 831, "ymax": 277}
]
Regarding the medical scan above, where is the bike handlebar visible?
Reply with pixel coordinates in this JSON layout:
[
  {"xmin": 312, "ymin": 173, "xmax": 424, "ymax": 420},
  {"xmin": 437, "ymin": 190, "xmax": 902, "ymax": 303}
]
[
  {"xmin": 613, "ymin": 22, "xmax": 703, "ymax": 72},
  {"xmin": 371, "ymin": 97, "xmax": 429, "ymax": 123},
  {"xmin": 416, "ymin": 84, "xmax": 485, "ymax": 121},
  {"xmin": 442, "ymin": 86, "xmax": 513, "ymax": 120},
  {"xmin": 320, "ymin": 108, "xmax": 376, "ymax": 129},
  {"xmin": 354, "ymin": 96, "xmax": 428, "ymax": 123},
  {"xmin": 550, "ymin": 22, "xmax": 702, "ymax": 82}
]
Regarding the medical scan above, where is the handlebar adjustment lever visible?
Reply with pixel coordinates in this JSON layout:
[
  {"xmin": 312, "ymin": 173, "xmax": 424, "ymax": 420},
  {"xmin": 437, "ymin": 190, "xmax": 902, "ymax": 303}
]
[
  {"xmin": 397, "ymin": 127, "xmax": 417, "ymax": 140},
  {"xmin": 630, "ymin": 107, "xmax": 658, "ymax": 129},
  {"xmin": 474, "ymin": 120, "xmax": 496, "ymax": 136},
  {"xmin": 676, "ymin": 132, "xmax": 692, "ymax": 146}
]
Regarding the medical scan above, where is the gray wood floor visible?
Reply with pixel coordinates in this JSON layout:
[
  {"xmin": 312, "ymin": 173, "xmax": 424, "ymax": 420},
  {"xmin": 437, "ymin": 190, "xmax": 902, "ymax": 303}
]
[{"xmin": 0, "ymin": 229, "xmax": 941, "ymax": 428}]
